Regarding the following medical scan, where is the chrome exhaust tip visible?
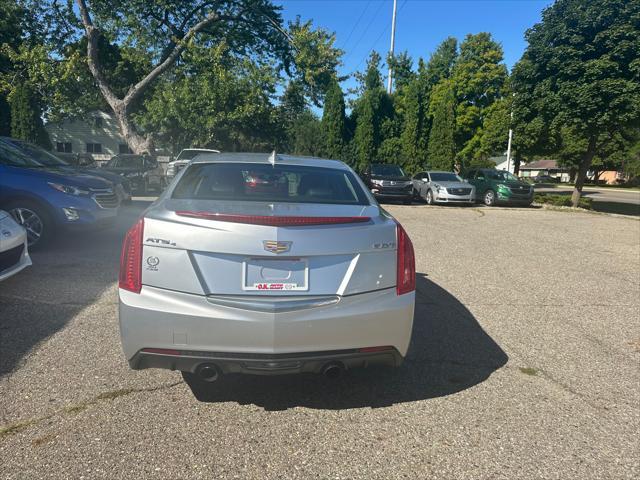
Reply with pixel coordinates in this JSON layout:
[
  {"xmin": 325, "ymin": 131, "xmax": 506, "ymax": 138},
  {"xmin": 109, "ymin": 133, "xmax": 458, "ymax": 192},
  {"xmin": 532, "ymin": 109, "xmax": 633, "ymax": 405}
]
[
  {"xmin": 322, "ymin": 362, "xmax": 344, "ymax": 379},
  {"xmin": 196, "ymin": 364, "xmax": 220, "ymax": 383}
]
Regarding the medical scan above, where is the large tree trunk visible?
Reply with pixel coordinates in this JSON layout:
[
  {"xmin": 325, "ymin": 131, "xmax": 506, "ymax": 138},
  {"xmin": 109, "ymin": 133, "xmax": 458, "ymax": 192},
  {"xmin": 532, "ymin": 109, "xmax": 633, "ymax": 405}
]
[
  {"xmin": 571, "ymin": 137, "xmax": 597, "ymax": 207},
  {"xmin": 112, "ymin": 102, "xmax": 153, "ymax": 154},
  {"xmin": 76, "ymin": 0, "xmax": 218, "ymax": 155}
]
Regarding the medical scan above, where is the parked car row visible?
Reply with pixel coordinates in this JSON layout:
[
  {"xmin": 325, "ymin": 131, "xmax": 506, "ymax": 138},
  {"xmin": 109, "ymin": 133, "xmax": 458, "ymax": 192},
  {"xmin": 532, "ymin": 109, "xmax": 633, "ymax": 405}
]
[
  {"xmin": 360, "ymin": 163, "xmax": 534, "ymax": 207},
  {"xmin": 0, "ymin": 138, "xmax": 121, "ymax": 250}
]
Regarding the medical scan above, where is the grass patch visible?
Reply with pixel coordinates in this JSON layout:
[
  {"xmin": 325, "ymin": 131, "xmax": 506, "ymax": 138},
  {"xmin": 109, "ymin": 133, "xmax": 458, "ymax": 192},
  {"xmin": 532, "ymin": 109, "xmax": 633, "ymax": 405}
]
[
  {"xmin": 519, "ymin": 367, "xmax": 539, "ymax": 376},
  {"xmin": 96, "ymin": 388, "xmax": 135, "ymax": 401},
  {"xmin": 0, "ymin": 419, "xmax": 38, "ymax": 439},
  {"xmin": 534, "ymin": 193, "xmax": 593, "ymax": 209},
  {"xmin": 64, "ymin": 404, "xmax": 88, "ymax": 414}
]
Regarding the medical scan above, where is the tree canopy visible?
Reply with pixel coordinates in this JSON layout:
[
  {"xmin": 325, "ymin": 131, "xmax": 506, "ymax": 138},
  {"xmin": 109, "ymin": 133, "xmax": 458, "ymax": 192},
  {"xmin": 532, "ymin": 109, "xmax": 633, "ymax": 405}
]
[{"xmin": 512, "ymin": 0, "xmax": 640, "ymax": 204}]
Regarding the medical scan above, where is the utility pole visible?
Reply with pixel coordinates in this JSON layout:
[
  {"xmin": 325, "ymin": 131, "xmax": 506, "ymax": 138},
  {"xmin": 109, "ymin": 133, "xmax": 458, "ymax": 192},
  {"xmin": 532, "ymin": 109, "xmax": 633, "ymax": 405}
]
[
  {"xmin": 387, "ymin": 0, "xmax": 398, "ymax": 94},
  {"xmin": 506, "ymin": 110, "xmax": 514, "ymax": 172}
]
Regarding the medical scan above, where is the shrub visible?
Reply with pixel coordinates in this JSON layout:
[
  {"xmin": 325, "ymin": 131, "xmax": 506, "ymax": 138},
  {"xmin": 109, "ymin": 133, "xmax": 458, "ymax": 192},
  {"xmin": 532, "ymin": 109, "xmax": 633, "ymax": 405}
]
[{"xmin": 534, "ymin": 193, "xmax": 593, "ymax": 210}]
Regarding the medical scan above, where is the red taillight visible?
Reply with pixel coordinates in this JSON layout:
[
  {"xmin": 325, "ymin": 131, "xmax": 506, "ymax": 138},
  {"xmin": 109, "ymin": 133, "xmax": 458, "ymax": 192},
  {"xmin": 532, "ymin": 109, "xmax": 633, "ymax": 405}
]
[
  {"xmin": 119, "ymin": 218, "xmax": 144, "ymax": 293},
  {"xmin": 175, "ymin": 211, "xmax": 371, "ymax": 226},
  {"xmin": 358, "ymin": 346, "xmax": 394, "ymax": 353},
  {"xmin": 396, "ymin": 221, "xmax": 415, "ymax": 295},
  {"xmin": 141, "ymin": 348, "xmax": 181, "ymax": 356}
]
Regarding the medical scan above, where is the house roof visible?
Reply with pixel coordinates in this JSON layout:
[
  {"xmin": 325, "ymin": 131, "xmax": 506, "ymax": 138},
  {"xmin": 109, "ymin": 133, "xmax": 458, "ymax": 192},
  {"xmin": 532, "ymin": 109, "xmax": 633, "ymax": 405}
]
[{"xmin": 520, "ymin": 159, "xmax": 558, "ymax": 170}]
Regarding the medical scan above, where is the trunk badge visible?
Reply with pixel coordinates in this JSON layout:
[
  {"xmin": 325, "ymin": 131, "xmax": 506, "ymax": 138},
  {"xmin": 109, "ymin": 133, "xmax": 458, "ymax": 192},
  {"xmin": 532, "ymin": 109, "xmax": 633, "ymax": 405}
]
[{"xmin": 263, "ymin": 240, "xmax": 292, "ymax": 254}]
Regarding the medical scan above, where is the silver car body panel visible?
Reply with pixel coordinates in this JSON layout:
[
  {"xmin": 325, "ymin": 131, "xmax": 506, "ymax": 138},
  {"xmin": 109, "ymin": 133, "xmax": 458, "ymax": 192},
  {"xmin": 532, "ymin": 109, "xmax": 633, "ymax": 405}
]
[
  {"xmin": 0, "ymin": 210, "xmax": 32, "ymax": 281},
  {"xmin": 119, "ymin": 153, "xmax": 414, "ymax": 374}
]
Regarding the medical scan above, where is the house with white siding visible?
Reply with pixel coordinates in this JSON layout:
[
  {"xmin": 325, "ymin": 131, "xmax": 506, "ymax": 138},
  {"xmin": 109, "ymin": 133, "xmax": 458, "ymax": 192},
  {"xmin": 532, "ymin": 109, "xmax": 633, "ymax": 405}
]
[{"xmin": 45, "ymin": 111, "xmax": 132, "ymax": 163}]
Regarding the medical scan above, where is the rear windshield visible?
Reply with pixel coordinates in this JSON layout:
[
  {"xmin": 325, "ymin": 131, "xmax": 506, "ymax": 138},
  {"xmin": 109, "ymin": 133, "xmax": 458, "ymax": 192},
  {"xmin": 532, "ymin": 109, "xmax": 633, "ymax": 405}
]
[{"xmin": 172, "ymin": 163, "xmax": 369, "ymax": 205}]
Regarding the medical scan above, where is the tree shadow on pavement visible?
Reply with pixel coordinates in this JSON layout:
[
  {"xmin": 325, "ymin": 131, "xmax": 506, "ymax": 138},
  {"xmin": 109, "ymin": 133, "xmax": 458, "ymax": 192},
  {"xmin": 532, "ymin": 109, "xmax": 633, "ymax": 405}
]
[
  {"xmin": 0, "ymin": 201, "xmax": 149, "ymax": 377},
  {"xmin": 184, "ymin": 273, "xmax": 508, "ymax": 410}
]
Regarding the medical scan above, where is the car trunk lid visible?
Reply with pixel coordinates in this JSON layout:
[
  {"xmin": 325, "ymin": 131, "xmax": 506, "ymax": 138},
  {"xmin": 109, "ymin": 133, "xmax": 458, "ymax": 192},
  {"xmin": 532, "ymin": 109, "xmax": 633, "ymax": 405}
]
[{"xmin": 140, "ymin": 200, "xmax": 397, "ymax": 298}]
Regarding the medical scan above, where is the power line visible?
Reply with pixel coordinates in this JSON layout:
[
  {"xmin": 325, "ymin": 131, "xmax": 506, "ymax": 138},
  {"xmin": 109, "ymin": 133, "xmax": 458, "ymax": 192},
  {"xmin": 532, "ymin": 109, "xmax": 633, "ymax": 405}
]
[
  {"xmin": 343, "ymin": 0, "xmax": 387, "ymax": 63},
  {"xmin": 351, "ymin": 0, "xmax": 407, "ymax": 74},
  {"xmin": 340, "ymin": 0, "xmax": 372, "ymax": 49}
]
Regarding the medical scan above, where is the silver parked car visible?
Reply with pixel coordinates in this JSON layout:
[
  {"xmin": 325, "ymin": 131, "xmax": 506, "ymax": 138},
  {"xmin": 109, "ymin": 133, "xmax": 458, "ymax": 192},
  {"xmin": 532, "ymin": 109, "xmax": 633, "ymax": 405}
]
[
  {"xmin": 166, "ymin": 148, "xmax": 220, "ymax": 179},
  {"xmin": 0, "ymin": 210, "xmax": 31, "ymax": 281},
  {"xmin": 412, "ymin": 171, "xmax": 476, "ymax": 205},
  {"xmin": 119, "ymin": 153, "xmax": 415, "ymax": 389}
]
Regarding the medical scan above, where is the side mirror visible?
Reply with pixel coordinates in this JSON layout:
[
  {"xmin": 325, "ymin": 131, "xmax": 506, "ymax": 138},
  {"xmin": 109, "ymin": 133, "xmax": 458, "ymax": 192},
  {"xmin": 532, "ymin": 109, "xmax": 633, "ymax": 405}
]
[{"xmin": 422, "ymin": 177, "xmax": 429, "ymax": 182}]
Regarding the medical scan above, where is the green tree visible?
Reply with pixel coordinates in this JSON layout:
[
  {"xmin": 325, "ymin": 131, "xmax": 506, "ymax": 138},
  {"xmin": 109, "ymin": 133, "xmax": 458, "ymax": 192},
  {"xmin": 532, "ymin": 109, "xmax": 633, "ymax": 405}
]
[
  {"xmin": 512, "ymin": 0, "xmax": 640, "ymax": 206},
  {"xmin": 387, "ymin": 51, "xmax": 415, "ymax": 91},
  {"xmin": 0, "ymin": 95, "xmax": 10, "ymax": 136},
  {"xmin": 422, "ymin": 37, "xmax": 458, "ymax": 88},
  {"xmin": 34, "ymin": 0, "xmax": 340, "ymax": 154},
  {"xmin": 399, "ymin": 77, "xmax": 427, "ymax": 171},
  {"xmin": 139, "ymin": 44, "xmax": 281, "ymax": 153},
  {"xmin": 399, "ymin": 38, "xmax": 458, "ymax": 173},
  {"xmin": 321, "ymin": 78, "xmax": 347, "ymax": 159},
  {"xmin": 473, "ymin": 96, "xmax": 512, "ymax": 166},
  {"xmin": 452, "ymin": 33, "xmax": 508, "ymax": 167},
  {"xmin": 290, "ymin": 110, "xmax": 323, "ymax": 157},
  {"xmin": 427, "ymin": 80, "xmax": 456, "ymax": 171},
  {"xmin": 352, "ymin": 52, "xmax": 393, "ymax": 170},
  {"xmin": 8, "ymin": 83, "xmax": 51, "ymax": 148}
]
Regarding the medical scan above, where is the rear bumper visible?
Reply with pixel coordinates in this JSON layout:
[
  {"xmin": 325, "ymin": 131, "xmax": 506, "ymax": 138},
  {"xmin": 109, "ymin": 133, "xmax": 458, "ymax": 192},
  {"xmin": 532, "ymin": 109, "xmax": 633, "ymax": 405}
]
[
  {"xmin": 0, "ymin": 239, "xmax": 31, "ymax": 282},
  {"xmin": 129, "ymin": 347, "xmax": 403, "ymax": 375},
  {"xmin": 119, "ymin": 285, "xmax": 414, "ymax": 373}
]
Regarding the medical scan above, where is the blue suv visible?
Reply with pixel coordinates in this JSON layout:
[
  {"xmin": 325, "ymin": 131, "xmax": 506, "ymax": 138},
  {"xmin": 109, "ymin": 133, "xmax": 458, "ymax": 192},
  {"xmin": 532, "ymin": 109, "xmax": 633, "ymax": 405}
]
[{"xmin": 0, "ymin": 140, "xmax": 119, "ymax": 248}]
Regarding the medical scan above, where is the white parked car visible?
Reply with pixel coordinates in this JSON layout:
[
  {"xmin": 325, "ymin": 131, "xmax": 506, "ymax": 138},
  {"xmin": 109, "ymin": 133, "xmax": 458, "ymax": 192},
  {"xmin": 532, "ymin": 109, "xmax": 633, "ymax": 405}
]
[
  {"xmin": 166, "ymin": 148, "xmax": 220, "ymax": 179},
  {"xmin": 0, "ymin": 210, "xmax": 32, "ymax": 281},
  {"xmin": 118, "ymin": 153, "xmax": 416, "ymax": 391}
]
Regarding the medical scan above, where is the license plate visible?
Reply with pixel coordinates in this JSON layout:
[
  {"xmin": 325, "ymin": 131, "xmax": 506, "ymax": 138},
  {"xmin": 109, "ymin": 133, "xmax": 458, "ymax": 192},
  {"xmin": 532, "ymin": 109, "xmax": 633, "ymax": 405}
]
[{"xmin": 243, "ymin": 258, "xmax": 308, "ymax": 291}]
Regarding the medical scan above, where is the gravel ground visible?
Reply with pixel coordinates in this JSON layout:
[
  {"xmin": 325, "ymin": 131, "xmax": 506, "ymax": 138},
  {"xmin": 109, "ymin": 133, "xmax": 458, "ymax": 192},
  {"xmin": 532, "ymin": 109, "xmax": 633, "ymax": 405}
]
[{"xmin": 1, "ymin": 202, "xmax": 638, "ymax": 479}]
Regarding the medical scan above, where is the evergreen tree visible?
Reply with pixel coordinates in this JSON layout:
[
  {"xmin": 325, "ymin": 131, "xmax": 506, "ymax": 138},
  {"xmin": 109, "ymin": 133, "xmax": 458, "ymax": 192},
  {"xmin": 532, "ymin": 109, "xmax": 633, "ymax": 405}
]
[
  {"xmin": 353, "ymin": 53, "xmax": 393, "ymax": 171},
  {"xmin": 451, "ymin": 33, "xmax": 508, "ymax": 164},
  {"xmin": 422, "ymin": 37, "xmax": 458, "ymax": 88},
  {"xmin": 387, "ymin": 51, "xmax": 415, "ymax": 91},
  {"xmin": 427, "ymin": 80, "xmax": 457, "ymax": 171},
  {"xmin": 322, "ymin": 78, "xmax": 347, "ymax": 159},
  {"xmin": 9, "ymin": 84, "xmax": 51, "ymax": 149},
  {"xmin": 400, "ymin": 77, "xmax": 427, "ymax": 171},
  {"xmin": 0, "ymin": 95, "xmax": 10, "ymax": 136}
]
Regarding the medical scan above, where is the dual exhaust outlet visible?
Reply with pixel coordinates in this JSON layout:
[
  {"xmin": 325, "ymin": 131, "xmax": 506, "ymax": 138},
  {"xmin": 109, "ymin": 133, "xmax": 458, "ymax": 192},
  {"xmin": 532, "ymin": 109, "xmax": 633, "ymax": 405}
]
[{"xmin": 194, "ymin": 361, "xmax": 345, "ymax": 381}]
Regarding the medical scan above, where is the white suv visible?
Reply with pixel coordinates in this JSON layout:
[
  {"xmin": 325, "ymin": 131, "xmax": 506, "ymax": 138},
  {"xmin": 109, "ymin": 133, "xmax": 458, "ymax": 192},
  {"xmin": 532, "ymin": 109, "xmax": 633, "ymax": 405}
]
[{"xmin": 166, "ymin": 148, "xmax": 220, "ymax": 179}]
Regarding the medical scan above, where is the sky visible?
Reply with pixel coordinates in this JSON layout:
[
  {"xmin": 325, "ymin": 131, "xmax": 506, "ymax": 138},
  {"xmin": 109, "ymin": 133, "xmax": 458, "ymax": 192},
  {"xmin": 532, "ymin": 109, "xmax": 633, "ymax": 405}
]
[{"xmin": 278, "ymin": 0, "xmax": 554, "ymax": 94}]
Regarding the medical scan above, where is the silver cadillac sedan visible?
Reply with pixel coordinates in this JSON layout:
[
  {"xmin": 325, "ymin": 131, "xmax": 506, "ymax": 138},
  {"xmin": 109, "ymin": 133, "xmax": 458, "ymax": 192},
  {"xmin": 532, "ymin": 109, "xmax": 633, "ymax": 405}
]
[
  {"xmin": 119, "ymin": 153, "xmax": 415, "ymax": 386},
  {"xmin": 412, "ymin": 170, "xmax": 476, "ymax": 205}
]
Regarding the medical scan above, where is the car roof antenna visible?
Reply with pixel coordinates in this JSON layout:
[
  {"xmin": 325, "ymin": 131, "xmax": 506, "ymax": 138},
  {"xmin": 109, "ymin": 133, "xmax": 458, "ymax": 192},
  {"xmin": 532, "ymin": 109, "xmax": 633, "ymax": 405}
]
[{"xmin": 268, "ymin": 150, "xmax": 277, "ymax": 167}]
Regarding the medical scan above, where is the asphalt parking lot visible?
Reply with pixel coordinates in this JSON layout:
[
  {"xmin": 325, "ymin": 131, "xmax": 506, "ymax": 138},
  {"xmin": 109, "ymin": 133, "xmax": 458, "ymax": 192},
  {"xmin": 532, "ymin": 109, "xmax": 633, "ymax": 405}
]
[{"xmin": 1, "ymin": 202, "xmax": 639, "ymax": 479}]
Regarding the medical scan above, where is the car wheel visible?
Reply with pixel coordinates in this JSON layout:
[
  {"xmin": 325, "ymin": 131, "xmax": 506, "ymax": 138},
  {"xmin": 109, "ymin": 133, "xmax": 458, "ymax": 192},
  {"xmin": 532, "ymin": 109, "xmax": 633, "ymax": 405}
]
[
  {"xmin": 484, "ymin": 189, "xmax": 496, "ymax": 206},
  {"xmin": 6, "ymin": 200, "xmax": 54, "ymax": 249},
  {"xmin": 425, "ymin": 189, "xmax": 434, "ymax": 205}
]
